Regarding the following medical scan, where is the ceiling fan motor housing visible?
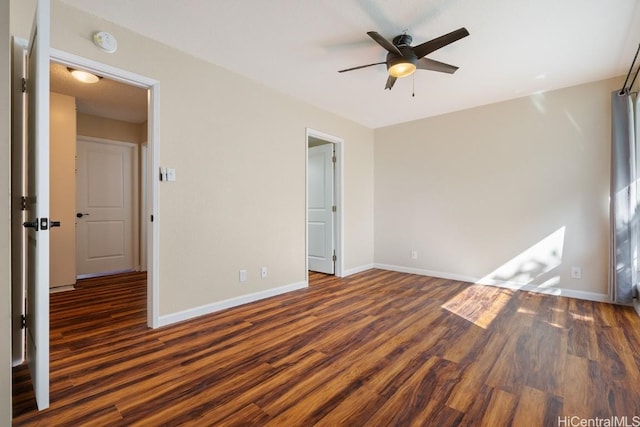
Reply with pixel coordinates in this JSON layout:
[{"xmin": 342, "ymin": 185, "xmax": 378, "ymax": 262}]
[
  {"xmin": 386, "ymin": 47, "xmax": 418, "ymax": 71},
  {"xmin": 392, "ymin": 34, "xmax": 413, "ymax": 47},
  {"xmin": 387, "ymin": 34, "xmax": 417, "ymax": 72}
]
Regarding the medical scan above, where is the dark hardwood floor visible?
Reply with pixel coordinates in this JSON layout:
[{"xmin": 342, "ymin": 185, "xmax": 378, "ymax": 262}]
[{"xmin": 12, "ymin": 269, "xmax": 640, "ymax": 426}]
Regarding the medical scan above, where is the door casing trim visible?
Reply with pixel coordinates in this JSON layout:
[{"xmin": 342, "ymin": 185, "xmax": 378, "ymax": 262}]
[{"xmin": 305, "ymin": 128, "xmax": 344, "ymax": 279}]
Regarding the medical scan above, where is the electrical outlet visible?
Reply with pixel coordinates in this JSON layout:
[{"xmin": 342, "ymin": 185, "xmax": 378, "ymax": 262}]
[
  {"xmin": 239, "ymin": 270, "xmax": 247, "ymax": 283},
  {"xmin": 260, "ymin": 267, "xmax": 268, "ymax": 278},
  {"xmin": 410, "ymin": 250, "xmax": 418, "ymax": 260},
  {"xmin": 571, "ymin": 267, "xmax": 582, "ymax": 279}
]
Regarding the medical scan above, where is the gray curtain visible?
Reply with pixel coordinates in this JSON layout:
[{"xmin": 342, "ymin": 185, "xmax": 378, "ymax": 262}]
[{"xmin": 611, "ymin": 90, "xmax": 638, "ymax": 304}]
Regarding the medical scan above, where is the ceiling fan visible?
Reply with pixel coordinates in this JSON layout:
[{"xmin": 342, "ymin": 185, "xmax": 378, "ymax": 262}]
[{"xmin": 338, "ymin": 27, "xmax": 470, "ymax": 90}]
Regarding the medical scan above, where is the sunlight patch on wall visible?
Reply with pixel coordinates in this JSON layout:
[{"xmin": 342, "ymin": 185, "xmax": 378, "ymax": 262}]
[
  {"xmin": 475, "ymin": 227, "xmax": 566, "ymax": 292},
  {"xmin": 564, "ymin": 110, "xmax": 583, "ymax": 135},
  {"xmin": 530, "ymin": 92, "xmax": 547, "ymax": 114}
]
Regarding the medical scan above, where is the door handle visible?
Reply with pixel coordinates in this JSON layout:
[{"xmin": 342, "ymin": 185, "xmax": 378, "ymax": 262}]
[
  {"xmin": 51, "ymin": 220, "xmax": 61, "ymax": 228},
  {"xmin": 23, "ymin": 219, "xmax": 39, "ymax": 230},
  {"xmin": 76, "ymin": 213, "xmax": 90, "ymax": 218}
]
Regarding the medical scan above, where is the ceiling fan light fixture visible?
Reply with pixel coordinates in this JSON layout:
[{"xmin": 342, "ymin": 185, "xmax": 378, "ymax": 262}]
[
  {"xmin": 387, "ymin": 56, "xmax": 417, "ymax": 78},
  {"xmin": 68, "ymin": 68, "xmax": 101, "ymax": 84},
  {"xmin": 388, "ymin": 61, "xmax": 416, "ymax": 78}
]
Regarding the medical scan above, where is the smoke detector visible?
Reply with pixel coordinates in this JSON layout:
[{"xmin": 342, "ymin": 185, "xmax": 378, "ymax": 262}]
[{"xmin": 93, "ymin": 31, "xmax": 117, "ymax": 53}]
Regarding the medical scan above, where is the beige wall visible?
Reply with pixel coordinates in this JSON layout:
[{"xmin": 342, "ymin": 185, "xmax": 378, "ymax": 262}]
[
  {"xmin": 10, "ymin": 0, "xmax": 375, "ymax": 318},
  {"xmin": 375, "ymin": 77, "xmax": 619, "ymax": 298},
  {"xmin": 2, "ymin": 0, "xmax": 12, "ymax": 421},
  {"xmin": 50, "ymin": 91, "xmax": 76, "ymax": 287},
  {"xmin": 77, "ymin": 113, "xmax": 144, "ymax": 143}
]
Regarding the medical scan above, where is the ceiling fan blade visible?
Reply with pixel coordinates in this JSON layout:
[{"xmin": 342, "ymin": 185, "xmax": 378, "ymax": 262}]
[
  {"xmin": 338, "ymin": 61, "xmax": 387, "ymax": 73},
  {"xmin": 367, "ymin": 31, "xmax": 402, "ymax": 56},
  {"xmin": 413, "ymin": 27, "xmax": 470, "ymax": 59},
  {"xmin": 385, "ymin": 75, "xmax": 397, "ymax": 90},
  {"xmin": 417, "ymin": 58, "xmax": 459, "ymax": 74}
]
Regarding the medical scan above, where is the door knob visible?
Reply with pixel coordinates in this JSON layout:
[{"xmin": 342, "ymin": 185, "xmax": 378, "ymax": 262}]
[
  {"xmin": 23, "ymin": 219, "xmax": 39, "ymax": 230},
  {"xmin": 76, "ymin": 213, "xmax": 90, "ymax": 218}
]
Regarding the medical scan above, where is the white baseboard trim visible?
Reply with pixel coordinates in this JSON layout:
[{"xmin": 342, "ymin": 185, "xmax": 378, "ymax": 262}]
[
  {"xmin": 342, "ymin": 264, "xmax": 375, "ymax": 277},
  {"xmin": 158, "ymin": 280, "xmax": 308, "ymax": 327},
  {"xmin": 374, "ymin": 263, "xmax": 475, "ymax": 283},
  {"xmin": 374, "ymin": 263, "xmax": 611, "ymax": 303},
  {"xmin": 50, "ymin": 285, "xmax": 75, "ymax": 294}
]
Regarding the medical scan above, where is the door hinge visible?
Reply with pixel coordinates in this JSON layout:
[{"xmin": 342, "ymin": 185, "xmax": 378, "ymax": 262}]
[
  {"xmin": 332, "ymin": 252, "xmax": 337, "ymax": 262},
  {"xmin": 332, "ymin": 205, "xmax": 337, "ymax": 212},
  {"xmin": 150, "ymin": 214, "xmax": 154, "ymax": 222},
  {"xmin": 21, "ymin": 315, "xmax": 26, "ymax": 329},
  {"xmin": 21, "ymin": 78, "xmax": 27, "ymax": 93},
  {"xmin": 20, "ymin": 196, "xmax": 27, "ymax": 211},
  {"xmin": 332, "ymin": 155, "xmax": 337, "ymax": 163}
]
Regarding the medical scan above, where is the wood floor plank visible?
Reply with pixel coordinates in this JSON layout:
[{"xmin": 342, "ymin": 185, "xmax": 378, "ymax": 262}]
[
  {"xmin": 568, "ymin": 317, "xmax": 601, "ymax": 361},
  {"xmin": 511, "ymin": 385, "xmax": 555, "ymax": 427},
  {"xmin": 185, "ymin": 351, "xmax": 327, "ymax": 425},
  {"xmin": 562, "ymin": 354, "xmax": 601, "ymax": 418},
  {"xmin": 478, "ymin": 388, "xmax": 518, "ymax": 427},
  {"xmin": 596, "ymin": 326, "xmax": 640, "ymax": 384},
  {"xmin": 366, "ymin": 356, "xmax": 464, "ymax": 426},
  {"xmin": 445, "ymin": 330, "xmax": 509, "ymax": 413},
  {"xmin": 12, "ymin": 269, "xmax": 640, "ymax": 426},
  {"xmin": 485, "ymin": 315, "xmax": 568, "ymax": 396},
  {"xmin": 312, "ymin": 387, "xmax": 386, "ymax": 427}
]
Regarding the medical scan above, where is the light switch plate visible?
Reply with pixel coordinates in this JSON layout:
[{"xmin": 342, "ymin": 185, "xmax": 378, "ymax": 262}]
[{"xmin": 166, "ymin": 168, "xmax": 176, "ymax": 182}]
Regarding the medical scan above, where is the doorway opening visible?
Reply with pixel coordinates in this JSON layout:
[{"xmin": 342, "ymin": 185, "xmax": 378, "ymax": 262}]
[
  {"xmin": 306, "ymin": 128, "xmax": 343, "ymax": 280},
  {"xmin": 49, "ymin": 61, "xmax": 148, "ymax": 287}
]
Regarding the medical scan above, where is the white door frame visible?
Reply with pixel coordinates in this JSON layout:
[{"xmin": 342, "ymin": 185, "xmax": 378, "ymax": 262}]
[
  {"xmin": 12, "ymin": 37, "xmax": 28, "ymax": 367},
  {"xmin": 49, "ymin": 48, "xmax": 161, "ymax": 328},
  {"xmin": 305, "ymin": 128, "xmax": 343, "ymax": 279}
]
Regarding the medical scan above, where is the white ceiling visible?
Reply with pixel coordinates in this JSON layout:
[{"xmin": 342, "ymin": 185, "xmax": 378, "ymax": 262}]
[
  {"xmin": 58, "ymin": 0, "xmax": 640, "ymax": 129},
  {"xmin": 50, "ymin": 63, "xmax": 148, "ymax": 123}
]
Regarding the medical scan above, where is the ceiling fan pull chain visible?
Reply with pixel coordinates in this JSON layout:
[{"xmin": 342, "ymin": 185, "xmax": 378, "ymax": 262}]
[{"xmin": 412, "ymin": 73, "xmax": 415, "ymax": 97}]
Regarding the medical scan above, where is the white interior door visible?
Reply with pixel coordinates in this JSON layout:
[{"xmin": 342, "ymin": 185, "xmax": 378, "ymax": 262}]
[
  {"xmin": 76, "ymin": 138, "xmax": 136, "ymax": 277},
  {"xmin": 308, "ymin": 143, "xmax": 335, "ymax": 274},
  {"xmin": 24, "ymin": 0, "xmax": 51, "ymax": 410}
]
